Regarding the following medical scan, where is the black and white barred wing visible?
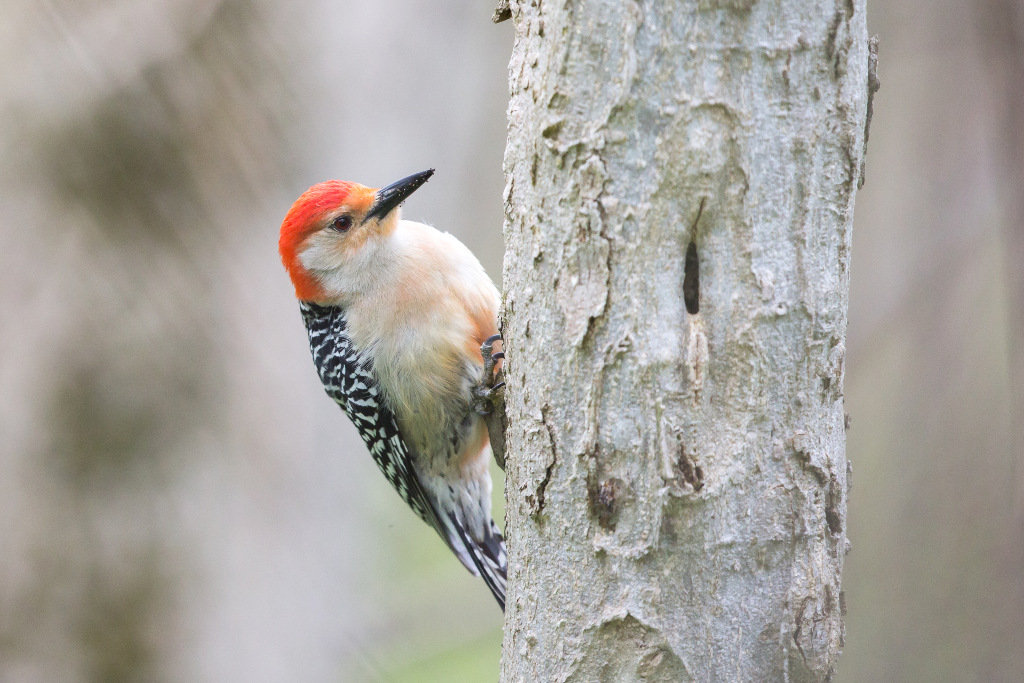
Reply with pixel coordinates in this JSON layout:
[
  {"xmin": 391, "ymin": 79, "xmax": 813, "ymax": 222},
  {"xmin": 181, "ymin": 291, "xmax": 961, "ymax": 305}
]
[
  {"xmin": 301, "ymin": 303, "xmax": 441, "ymax": 523},
  {"xmin": 299, "ymin": 302, "xmax": 506, "ymax": 607}
]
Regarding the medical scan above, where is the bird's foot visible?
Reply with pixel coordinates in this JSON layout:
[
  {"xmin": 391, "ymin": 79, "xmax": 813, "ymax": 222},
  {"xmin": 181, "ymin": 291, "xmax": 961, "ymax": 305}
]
[
  {"xmin": 474, "ymin": 334, "xmax": 505, "ymax": 416},
  {"xmin": 476, "ymin": 334, "xmax": 507, "ymax": 471}
]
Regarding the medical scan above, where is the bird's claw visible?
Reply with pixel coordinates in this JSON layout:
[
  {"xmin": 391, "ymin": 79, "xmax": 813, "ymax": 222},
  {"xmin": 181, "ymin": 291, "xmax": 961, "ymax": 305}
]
[
  {"xmin": 475, "ymin": 336, "xmax": 505, "ymax": 416},
  {"xmin": 475, "ymin": 334, "xmax": 507, "ymax": 471},
  {"xmin": 475, "ymin": 331, "xmax": 507, "ymax": 471},
  {"xmin": 479, "ymin": 334, "xmax": 504, "ymax": 395},
  {"xmin": 481, "ymin": 335, "xmax": 502, "ymax": 379}
]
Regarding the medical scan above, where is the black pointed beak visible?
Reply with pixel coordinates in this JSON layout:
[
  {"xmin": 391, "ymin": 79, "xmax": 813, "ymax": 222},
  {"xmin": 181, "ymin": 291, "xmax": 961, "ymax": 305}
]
[{"xmin": 363, "ymin": 169, "xmax": 434, "ymax": 223}]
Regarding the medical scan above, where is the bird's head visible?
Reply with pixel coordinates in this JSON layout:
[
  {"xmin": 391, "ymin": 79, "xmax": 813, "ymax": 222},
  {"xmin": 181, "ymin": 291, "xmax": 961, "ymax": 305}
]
[{"xmin": 279, "ymin": 169, "xmax": 434, "ymax": 303}]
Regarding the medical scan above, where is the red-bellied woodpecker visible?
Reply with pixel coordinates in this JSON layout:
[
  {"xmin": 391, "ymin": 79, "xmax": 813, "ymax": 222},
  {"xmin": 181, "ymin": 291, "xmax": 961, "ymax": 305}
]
[{"xmin": 278, "ymin": 169, "xmax": 507, "ymax": 609}]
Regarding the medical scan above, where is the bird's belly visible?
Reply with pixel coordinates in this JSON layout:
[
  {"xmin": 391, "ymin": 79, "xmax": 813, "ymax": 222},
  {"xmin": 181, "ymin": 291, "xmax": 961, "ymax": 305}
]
[{"xmin": 351, "ymin": 310, "xmax": 483, "ymax": 470}]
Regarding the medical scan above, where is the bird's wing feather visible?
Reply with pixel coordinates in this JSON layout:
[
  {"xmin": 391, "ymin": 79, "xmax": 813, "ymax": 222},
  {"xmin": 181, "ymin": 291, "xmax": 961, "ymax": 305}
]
[{"xmin": 300, "ymin": 302, "xmax": 494, "ymax": 582}]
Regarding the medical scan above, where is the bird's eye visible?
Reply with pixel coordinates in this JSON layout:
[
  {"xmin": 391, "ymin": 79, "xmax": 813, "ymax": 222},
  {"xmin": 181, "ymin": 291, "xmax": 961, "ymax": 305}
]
[{"xmin": 330, "ymin": 215, "xmax": 353, "ymax": 232}]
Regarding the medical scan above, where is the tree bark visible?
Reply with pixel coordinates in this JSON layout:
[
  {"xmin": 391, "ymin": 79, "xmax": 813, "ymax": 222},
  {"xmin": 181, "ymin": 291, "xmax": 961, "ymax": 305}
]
[{"xmin": 499, "ymin": 1, "xmax": 867, "ymax": 680}]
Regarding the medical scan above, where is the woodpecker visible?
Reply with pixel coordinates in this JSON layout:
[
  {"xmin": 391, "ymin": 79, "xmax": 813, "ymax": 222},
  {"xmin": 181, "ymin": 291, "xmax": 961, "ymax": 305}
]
[{"xmin": 279, "ymin": 169, "xmax": 507, "ymax": 609}]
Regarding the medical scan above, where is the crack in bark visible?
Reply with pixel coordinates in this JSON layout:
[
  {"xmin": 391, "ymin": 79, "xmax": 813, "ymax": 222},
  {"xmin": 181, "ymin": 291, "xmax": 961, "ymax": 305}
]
[
  {"xmin": 683, "ymin": 242, "xmax": 700, "ymax": 315},
  {"xmin": 824, "ymin": 12, "xmax": 842, "ymax": 64},
  {"xmin": 532, "ymin": 404, "xmax": 558, "ymax": 519},
  {"xmin": 590, "ymin": 476, "xmax": 625, "ymax": 530},
  {"xmin": 859, "ymin": 35, "xmax": 881, "ymax": 188},
  {"xmin": 791, "ymin": 431, "xmax": 828, "ymax": 486},
  {"xmin": 825, "ymin": 478, "xmax": 843, "ymax": 536},
  {"xmin": 825, "ymin": 0, "xmax": 854, "ymax": 80},
  {"xmin": 674, "ymin": 439, "xmax": 705, "ymax": 491},
  {"xmin": 683, "ymin": 196, "xmax": 705, "ymax": 316},
  {"xmin": 593, "ymin": 185, "xmax": 615, "ymax": 346},
  {"xmin": 792, "ymin": 596, "xmax": 813, "ymax": 670}
]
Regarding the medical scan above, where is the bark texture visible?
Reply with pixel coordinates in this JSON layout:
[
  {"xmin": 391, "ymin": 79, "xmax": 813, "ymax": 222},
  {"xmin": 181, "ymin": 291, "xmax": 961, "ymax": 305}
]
[{"xmin": 499, "ymin": 1, "xmax": 867, "ymax": 680}]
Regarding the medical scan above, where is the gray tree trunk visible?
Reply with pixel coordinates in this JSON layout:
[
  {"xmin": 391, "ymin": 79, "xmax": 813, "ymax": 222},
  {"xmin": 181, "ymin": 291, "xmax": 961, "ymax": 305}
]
[{"xmin": 498, "ymin": 1, "xmax": 868, "ymax": 680}]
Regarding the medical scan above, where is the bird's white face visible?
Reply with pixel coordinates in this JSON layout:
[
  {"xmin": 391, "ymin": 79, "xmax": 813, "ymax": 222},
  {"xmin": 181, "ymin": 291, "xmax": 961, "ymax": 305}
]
[
  {"xmin": 279, "ymin": 172, "xmax": 434, "ymax": 303},
  {"xmin": 298, "ymin": 207, "xmax": 402, "ymax": 304}
]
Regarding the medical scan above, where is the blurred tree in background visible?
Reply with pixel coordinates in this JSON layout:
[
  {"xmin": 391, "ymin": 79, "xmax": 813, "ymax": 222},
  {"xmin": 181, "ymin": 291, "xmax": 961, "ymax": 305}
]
[
  {"xmin": 0, "ymin": 0, "xmax": 1020, "ymax": 682},
  {"xmin": 843, "ymin": 0, "xmax": 1024, "ymax": 680},
  {"xmin": 0, "ymin": 1, "xmax": 508, "ymax": 680}
]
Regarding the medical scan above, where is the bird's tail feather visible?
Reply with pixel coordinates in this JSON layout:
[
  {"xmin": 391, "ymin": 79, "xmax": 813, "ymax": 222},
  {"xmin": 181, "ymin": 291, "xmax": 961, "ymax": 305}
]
[{"xmin": 447, "ymin": 513, "xmax": 507, "ymax": 611}]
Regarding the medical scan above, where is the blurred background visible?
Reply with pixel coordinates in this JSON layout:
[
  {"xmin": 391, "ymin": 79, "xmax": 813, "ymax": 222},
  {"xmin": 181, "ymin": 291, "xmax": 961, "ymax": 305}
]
[{"xmin": 0, "ymin": 0, "xmax": 1019, "ymax": 681}]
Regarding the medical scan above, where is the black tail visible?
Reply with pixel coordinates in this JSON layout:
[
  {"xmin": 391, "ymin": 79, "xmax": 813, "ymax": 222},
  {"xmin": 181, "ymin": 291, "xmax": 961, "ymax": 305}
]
[
  {"xmin": 450, "ymin": 514, "xmax": 507, "ymax": 611},
  {"xmin": 397, "ymin": 464, "xmax": 507, "ymax": 611}
]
